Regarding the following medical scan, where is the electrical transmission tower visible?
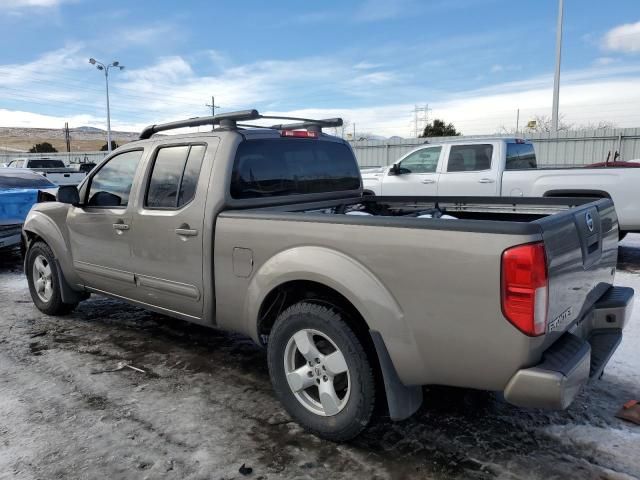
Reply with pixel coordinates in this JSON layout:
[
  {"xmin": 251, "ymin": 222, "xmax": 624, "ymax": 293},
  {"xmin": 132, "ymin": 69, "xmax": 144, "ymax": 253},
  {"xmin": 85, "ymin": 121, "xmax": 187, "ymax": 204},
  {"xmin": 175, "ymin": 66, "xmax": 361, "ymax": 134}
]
[{"xmin": 411, "ymin": 104, "xmax": 431, "ymax": 137}]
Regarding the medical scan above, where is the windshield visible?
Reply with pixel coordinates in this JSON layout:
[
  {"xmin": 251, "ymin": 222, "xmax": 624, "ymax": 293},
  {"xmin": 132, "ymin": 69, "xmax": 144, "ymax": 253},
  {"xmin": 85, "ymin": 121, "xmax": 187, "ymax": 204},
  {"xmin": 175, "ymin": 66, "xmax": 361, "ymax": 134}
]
[
  {"xmin": 0, "ymin": 172, "xmax": 57, "ymax": 189},
  {"xmin": 231, "ymin": 139, "xmax": 361, "ymax": 199}
]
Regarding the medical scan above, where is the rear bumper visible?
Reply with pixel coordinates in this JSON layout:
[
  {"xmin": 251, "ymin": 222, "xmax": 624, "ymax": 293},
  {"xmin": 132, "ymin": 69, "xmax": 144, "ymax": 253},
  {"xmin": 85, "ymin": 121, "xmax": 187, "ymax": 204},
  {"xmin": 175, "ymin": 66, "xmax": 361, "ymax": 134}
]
[{"xmin": 503, "ymin": 286, "xmax": 634, "ymax": 409}]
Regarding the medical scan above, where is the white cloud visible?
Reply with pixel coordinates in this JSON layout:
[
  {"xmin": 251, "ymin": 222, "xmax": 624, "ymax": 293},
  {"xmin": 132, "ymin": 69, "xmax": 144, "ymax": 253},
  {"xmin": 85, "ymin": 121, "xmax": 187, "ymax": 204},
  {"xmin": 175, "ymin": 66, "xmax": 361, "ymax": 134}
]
[
  {"xmin": 0, "ymin": 108, "xmax": 100, "ymax": 129},
  {"xmin": 1, "ymin": 47, "xmax": 640, "ymax": 138},
  {"xmin": 354, "ymin": 0, "xmax": 415, "ymax": 22},
  {"xmin": 2, "ymin": 0, "xmax": 74, "ymax": 9},
  {"xmin": 593, "ymin": 57, "xmax": 617, "ymax": 66},
  {"xmin": 115, "ymin": 24, "xmax": 178, "ymax": 47},
  {"xmin": 603, "ymin": 21, "xmax": 640, "ymax": 53}
]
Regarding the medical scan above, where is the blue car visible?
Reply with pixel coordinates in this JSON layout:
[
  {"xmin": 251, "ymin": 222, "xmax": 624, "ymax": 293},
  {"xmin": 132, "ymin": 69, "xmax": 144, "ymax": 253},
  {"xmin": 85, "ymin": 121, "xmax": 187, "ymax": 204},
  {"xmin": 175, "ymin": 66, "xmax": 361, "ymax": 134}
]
[{"xmin": 0, "ymin": 169, "xmax": 57, "ymax": 250}]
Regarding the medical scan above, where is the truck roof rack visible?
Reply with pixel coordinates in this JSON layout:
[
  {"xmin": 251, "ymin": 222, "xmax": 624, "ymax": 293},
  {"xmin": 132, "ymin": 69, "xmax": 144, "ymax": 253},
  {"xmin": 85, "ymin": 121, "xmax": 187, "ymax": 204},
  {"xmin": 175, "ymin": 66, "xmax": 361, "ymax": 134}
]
[{"xmin": 139, "ymin": 110, "xmax": 343, "ymax": 139}]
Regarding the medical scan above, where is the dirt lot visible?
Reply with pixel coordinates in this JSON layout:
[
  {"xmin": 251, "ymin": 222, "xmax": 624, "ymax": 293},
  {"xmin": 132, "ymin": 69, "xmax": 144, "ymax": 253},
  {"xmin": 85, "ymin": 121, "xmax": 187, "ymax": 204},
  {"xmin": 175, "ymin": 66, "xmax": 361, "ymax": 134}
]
[{"xmin": 1, "ymin": 238, "xmax": 639, "ymax": 480}]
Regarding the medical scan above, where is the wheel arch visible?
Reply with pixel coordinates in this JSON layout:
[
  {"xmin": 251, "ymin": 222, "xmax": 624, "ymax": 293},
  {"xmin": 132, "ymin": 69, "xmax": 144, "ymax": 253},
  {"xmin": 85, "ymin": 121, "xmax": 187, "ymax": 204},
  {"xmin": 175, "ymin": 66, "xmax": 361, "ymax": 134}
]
[
  {"xmin": 245, "ymin": 246, "xmax": 423, "ymax": 420},
  {"xmin": 23, "ymin": 210, "xmax": 83, "ymax": 291},
  {"xmin": 244, "ymin": 246, "xmax": 406, "ymax": 344},
  {"xmin": 543, "ymin": 189, "xmax": 611, "ymax": 199}
]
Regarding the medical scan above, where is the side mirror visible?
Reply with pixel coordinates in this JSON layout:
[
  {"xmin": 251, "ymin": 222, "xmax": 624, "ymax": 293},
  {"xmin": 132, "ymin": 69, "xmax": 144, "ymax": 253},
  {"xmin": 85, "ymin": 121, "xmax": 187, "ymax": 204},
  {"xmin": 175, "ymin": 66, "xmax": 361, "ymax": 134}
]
[
  {"xmin": 56, "ymin": 185, "xmax": 80, "ymax": 205},
  {"xmin": 389, "ymin": 163, "xmax": 400, "ymax": 175}
]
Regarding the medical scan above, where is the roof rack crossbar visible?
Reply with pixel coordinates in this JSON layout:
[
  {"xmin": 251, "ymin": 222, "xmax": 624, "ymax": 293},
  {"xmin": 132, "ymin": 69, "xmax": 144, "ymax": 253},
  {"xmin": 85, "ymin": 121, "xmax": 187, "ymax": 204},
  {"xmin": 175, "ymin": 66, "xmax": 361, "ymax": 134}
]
[
  {"xmin": 139, "ymin": 110, "xmax": 343, "ymax": 139},
  {"xmin": 266, "ymin": 117, "xmax": 343, "ymax": 133},
  {"xmin": 139, "ymin": 109, "xmax": 260, "ymax": 139}
]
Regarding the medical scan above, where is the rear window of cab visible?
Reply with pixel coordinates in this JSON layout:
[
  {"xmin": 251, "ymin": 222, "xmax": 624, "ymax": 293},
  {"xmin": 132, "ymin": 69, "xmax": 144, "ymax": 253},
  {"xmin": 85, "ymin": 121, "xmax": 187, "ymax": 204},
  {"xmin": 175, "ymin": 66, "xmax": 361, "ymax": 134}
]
[{"xmin": 230, "ymin": 139, "xmax": 361, "ymax": 199}]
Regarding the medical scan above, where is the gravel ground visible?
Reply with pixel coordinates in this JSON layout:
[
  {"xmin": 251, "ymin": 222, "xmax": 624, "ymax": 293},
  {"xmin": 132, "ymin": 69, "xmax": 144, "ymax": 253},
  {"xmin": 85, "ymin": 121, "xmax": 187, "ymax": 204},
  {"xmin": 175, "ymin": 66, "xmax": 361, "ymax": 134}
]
[{"xmin": 1, "ymin": 237, "xmax": 639, "ymax": 480}]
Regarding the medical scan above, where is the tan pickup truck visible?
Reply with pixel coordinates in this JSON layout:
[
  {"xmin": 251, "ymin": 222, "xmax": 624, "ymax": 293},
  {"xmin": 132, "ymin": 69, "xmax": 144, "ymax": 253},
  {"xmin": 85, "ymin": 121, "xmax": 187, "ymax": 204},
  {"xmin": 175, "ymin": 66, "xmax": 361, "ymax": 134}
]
[{"xmin": 22, "ymin": 110, "xmax": 634, "ymax": 441}]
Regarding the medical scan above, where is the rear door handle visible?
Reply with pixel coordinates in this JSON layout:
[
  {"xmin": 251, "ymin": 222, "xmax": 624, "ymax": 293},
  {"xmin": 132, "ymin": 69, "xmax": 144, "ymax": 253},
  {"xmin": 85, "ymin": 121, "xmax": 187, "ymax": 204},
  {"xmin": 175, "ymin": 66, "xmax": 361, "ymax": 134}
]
[
  {"xmin": 478, "ymin": 178, "xmax": 495, "ymax": 184},
  {"xmin": 421, "ymin": 179, "xmax": 436, "ymax": 184}
]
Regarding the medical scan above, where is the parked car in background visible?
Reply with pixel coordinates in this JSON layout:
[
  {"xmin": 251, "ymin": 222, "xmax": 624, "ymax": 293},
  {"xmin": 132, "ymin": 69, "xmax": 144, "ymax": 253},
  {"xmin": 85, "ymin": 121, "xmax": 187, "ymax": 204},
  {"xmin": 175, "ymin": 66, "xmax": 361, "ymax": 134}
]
[
  {"xmin": 21, "ymin": 110, "xmax": 633, "ymax": 441},
  {"xmin": 361, "ymin": 138, "xmax": 640, "ymax": 237},
  {"xmin": 0, "ymin": 169, "xmax": 56, "ymax": 250},
  {"xmin": 4, "ymin": 157, "xmax": 86, "ymax": 186}
]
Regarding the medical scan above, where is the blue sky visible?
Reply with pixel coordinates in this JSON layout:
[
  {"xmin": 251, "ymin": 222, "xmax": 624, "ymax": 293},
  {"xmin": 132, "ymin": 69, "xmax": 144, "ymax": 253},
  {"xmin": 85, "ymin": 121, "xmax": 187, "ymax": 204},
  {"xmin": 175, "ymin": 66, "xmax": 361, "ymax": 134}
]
[{"xmin": 1, "ymin": 0, "xmax": 640, "ymax": 136}]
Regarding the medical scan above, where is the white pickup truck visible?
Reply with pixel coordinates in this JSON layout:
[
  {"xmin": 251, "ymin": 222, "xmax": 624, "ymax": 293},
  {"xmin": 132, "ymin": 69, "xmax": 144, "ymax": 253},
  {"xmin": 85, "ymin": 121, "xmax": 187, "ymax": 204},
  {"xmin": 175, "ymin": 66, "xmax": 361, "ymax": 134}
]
[
  {"xmin": 4, "ymin": 158, "xmax": 86, "ymax": 186},
  {"xmin": 361, "ymin": 138, "xmax": 640, "ymax": 237}
]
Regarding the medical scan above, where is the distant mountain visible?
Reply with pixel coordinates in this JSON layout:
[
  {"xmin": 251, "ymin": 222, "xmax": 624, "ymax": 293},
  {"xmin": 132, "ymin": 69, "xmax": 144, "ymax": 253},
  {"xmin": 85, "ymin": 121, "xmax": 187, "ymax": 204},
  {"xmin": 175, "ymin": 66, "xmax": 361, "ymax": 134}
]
[
  {"xmin": 71, "ymin": 126, "xmax": 106, "ymax": 134},
  {"xmin": 0, "ymin": 126, "xmax": 139, "ymax": 153}
]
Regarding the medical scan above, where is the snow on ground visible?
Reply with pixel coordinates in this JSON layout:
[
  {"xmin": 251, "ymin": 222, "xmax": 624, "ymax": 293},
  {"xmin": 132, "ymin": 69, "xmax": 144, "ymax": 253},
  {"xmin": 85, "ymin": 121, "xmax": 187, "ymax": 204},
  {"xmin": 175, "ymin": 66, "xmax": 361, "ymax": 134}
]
[
  {"xmin": 541, "ymin": 238, "xmax": 640, "ymax": 478},
  {"xmin": 0, "ymin": 236, "xmax": 639, "ymax": 480}
]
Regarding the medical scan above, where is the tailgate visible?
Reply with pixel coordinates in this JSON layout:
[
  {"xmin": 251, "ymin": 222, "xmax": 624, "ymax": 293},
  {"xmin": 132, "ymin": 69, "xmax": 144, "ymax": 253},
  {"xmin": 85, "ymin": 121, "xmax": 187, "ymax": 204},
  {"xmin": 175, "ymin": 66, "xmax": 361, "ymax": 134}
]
[
  {"xmin": 536, "ymin": 198, "xmax": 618, "ymax": 340},
  {"xmin": 39, "ymin": 171, "xmax": 85, "ymax": 185}
]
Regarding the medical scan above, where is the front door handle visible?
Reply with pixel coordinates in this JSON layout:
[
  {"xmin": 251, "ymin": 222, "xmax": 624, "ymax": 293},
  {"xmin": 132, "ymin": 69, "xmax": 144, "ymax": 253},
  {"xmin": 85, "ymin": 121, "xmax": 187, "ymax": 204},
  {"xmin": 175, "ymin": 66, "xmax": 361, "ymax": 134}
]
[
  {"xmin": 175, "ymin": 223, "xmax": 198, "ymax": 237},
  {"xmin": 478, "ymin": 178, "xmax": 495, "ymax": 184},
  {"xmin": 421, "ymin": 179, "xmax": 436, "ymax": 184}
]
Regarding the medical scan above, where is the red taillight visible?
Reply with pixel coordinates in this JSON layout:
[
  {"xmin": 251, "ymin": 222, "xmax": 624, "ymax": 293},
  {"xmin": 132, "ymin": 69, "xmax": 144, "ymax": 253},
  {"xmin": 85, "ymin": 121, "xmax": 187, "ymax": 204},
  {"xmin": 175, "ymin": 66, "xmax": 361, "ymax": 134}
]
[
  {"xmin": 280, "ymin": 130, "xmax": 318, "ymax": 138},
  {"xmin": 501, "ymin": 242, "xmax": 548, "ymax": 336}
]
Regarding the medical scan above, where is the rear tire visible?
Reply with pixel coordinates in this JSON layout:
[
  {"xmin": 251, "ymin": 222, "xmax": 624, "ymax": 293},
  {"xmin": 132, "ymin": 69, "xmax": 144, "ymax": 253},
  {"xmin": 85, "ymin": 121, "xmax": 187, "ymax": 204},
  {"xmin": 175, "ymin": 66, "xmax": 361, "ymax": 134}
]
[
  {"xmin": 267, "ymin": 301, "xmax": 375, "ymax": 442},
  {"xmin": 26, "ymin": 241, "xmax": 78, "ymax": 315}
]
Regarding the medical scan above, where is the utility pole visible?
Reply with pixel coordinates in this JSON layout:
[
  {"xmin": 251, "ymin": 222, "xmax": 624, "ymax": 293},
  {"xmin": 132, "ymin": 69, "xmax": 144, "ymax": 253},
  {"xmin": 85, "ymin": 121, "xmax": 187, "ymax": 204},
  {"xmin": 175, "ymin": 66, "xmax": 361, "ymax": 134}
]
[
  {"xmin": 64, "ymin": 122, "xmax": 71, "ymax": 153},
  {"xmin": 353, "ymin": 123, "xmax": 356, "ymax": 140},
  {"xmin": 551, "ymin": 0, "xmax": 564, "ymax": 134},
  {"xmin": 515, "ymin": 109, "xmax": 520, "ymax": 134},
  {"xmin": 206, "ymin": 96, "xmax": 220, "ymax": 131}
]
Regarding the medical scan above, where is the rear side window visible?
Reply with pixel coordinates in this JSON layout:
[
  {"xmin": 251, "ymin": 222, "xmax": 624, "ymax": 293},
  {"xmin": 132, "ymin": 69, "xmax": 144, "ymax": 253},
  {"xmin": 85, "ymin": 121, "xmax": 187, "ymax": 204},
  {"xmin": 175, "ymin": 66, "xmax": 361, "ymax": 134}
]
[
  {"xmin": 88, "ymin": 150, "xmax": 143, "ymax": 207},
  {"xmin": 447, "ymin": 144, "xmax": 493, "ymax": 172},
  {"xmin": 27, "ymin": 159, "xmax": 65, "ymax": 168},
  {"xmin": 230, "ymin": 139, "xmax": 360, "ymax": 199},
  {"xmin": 506, "ymin": 143, "xmax": 537, "ymax": 170},
  {"xmin": 146, "ymin": 144, "xmax": 206, "ymax": 209}
]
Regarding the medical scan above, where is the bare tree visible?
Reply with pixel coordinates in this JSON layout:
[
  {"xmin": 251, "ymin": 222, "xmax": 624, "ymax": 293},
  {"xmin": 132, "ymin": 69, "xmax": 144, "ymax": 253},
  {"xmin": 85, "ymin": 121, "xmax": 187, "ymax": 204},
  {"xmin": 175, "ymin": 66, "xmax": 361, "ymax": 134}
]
[
  {"xmin": 524, "ymin": 114, "xmax": 573, "ymax": 133},
  {"xmin": 578, "ymin": 120, "xmax": 617, "ymax": 130},
  {"xmin": 498, "ymin": 115, "xmax": 617, "ymax": 135}
]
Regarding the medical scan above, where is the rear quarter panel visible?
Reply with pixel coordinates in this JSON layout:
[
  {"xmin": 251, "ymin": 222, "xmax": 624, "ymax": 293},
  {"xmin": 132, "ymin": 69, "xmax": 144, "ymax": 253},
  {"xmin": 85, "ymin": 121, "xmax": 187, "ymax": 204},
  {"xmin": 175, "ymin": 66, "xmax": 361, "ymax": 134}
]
[{"xmin": 214, "ymin": 213, "xmax": 547, "ymax": 390}]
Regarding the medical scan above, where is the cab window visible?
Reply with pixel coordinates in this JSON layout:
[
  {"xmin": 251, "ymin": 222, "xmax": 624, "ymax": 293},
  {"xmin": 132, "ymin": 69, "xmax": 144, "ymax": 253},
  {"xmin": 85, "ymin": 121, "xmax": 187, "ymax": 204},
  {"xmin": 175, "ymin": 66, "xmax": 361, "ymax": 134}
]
[
  {"xmin": 506, "ymin": 143, "xmax": 537, "ymax": 170},
  {"xmin": 87, "ymin": 150, "xmax": 143, "ymax": 207},
  {"xmin": 447, "ymin": 144, "xmax": 493, "ymax": 172},
  {"xmin": 145, "ymin": 144, "xmax": 206, "ymax": 209},
  {"xmin": 398, "ymin": 147, "xmax": 441, "ymax": 174}
]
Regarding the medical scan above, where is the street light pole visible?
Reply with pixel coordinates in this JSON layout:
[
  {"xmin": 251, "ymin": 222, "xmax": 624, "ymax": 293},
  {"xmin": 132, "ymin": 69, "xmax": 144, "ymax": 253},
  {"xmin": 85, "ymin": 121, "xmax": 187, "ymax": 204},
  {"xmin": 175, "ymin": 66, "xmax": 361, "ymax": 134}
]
[
  {"xmin": 551, "ymin": 0, "xmax": 564, "ymax": 134},
  {"xmin": 104, "ymin": 67, "xmax": 112, "ymax": 153},
  {"xmin": 89, "ymin": 58, "xmax": 125, "ymax": 154}
]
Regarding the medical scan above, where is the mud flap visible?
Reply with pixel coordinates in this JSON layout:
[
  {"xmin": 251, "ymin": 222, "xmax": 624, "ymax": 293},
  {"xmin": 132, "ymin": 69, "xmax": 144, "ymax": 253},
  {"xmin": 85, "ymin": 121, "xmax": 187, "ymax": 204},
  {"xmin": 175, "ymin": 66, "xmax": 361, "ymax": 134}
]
[
  {"xmin": 370, "ymin": 330, "xmax": 423, "ymax": 420},
  {"xmin": 54, "ymin": 259, "xmax": 89, "ymax": 304}
]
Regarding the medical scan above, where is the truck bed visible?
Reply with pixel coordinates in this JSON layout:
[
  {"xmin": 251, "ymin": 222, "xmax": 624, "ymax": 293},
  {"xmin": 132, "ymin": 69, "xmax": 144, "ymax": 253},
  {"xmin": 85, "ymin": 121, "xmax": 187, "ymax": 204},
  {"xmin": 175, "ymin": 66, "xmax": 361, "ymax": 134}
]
[{"xmin": 214, "ymin": 196, "xmax": 619, "ymax": 390}]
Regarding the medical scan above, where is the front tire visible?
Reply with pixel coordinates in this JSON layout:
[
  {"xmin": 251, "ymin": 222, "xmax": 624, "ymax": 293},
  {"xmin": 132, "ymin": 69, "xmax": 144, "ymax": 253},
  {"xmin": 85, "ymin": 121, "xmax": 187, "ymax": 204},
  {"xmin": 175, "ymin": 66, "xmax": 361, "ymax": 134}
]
[
  {"xmin": 26, "ymin": 241, "xmax": 77, "ymax": 315},
  {"xmin": 267, "ymin": 301, "xmax": 375, "ymax": 441}
]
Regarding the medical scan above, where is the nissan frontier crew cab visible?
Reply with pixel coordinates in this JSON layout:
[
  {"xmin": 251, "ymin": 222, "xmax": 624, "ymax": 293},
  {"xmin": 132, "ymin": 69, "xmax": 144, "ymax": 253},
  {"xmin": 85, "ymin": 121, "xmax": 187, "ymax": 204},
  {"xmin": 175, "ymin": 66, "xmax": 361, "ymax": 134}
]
[{"xmin": 22, "ymin": 110, "xmax": 634, "ymax": 441}]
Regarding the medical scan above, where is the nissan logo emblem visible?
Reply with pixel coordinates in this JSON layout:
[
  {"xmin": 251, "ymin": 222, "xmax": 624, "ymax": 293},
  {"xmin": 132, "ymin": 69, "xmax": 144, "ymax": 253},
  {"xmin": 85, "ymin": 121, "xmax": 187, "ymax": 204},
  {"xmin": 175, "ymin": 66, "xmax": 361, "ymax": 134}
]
[{"xmin": 585, "ymin": 212, "xmax": 594, "ymax": 232}]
